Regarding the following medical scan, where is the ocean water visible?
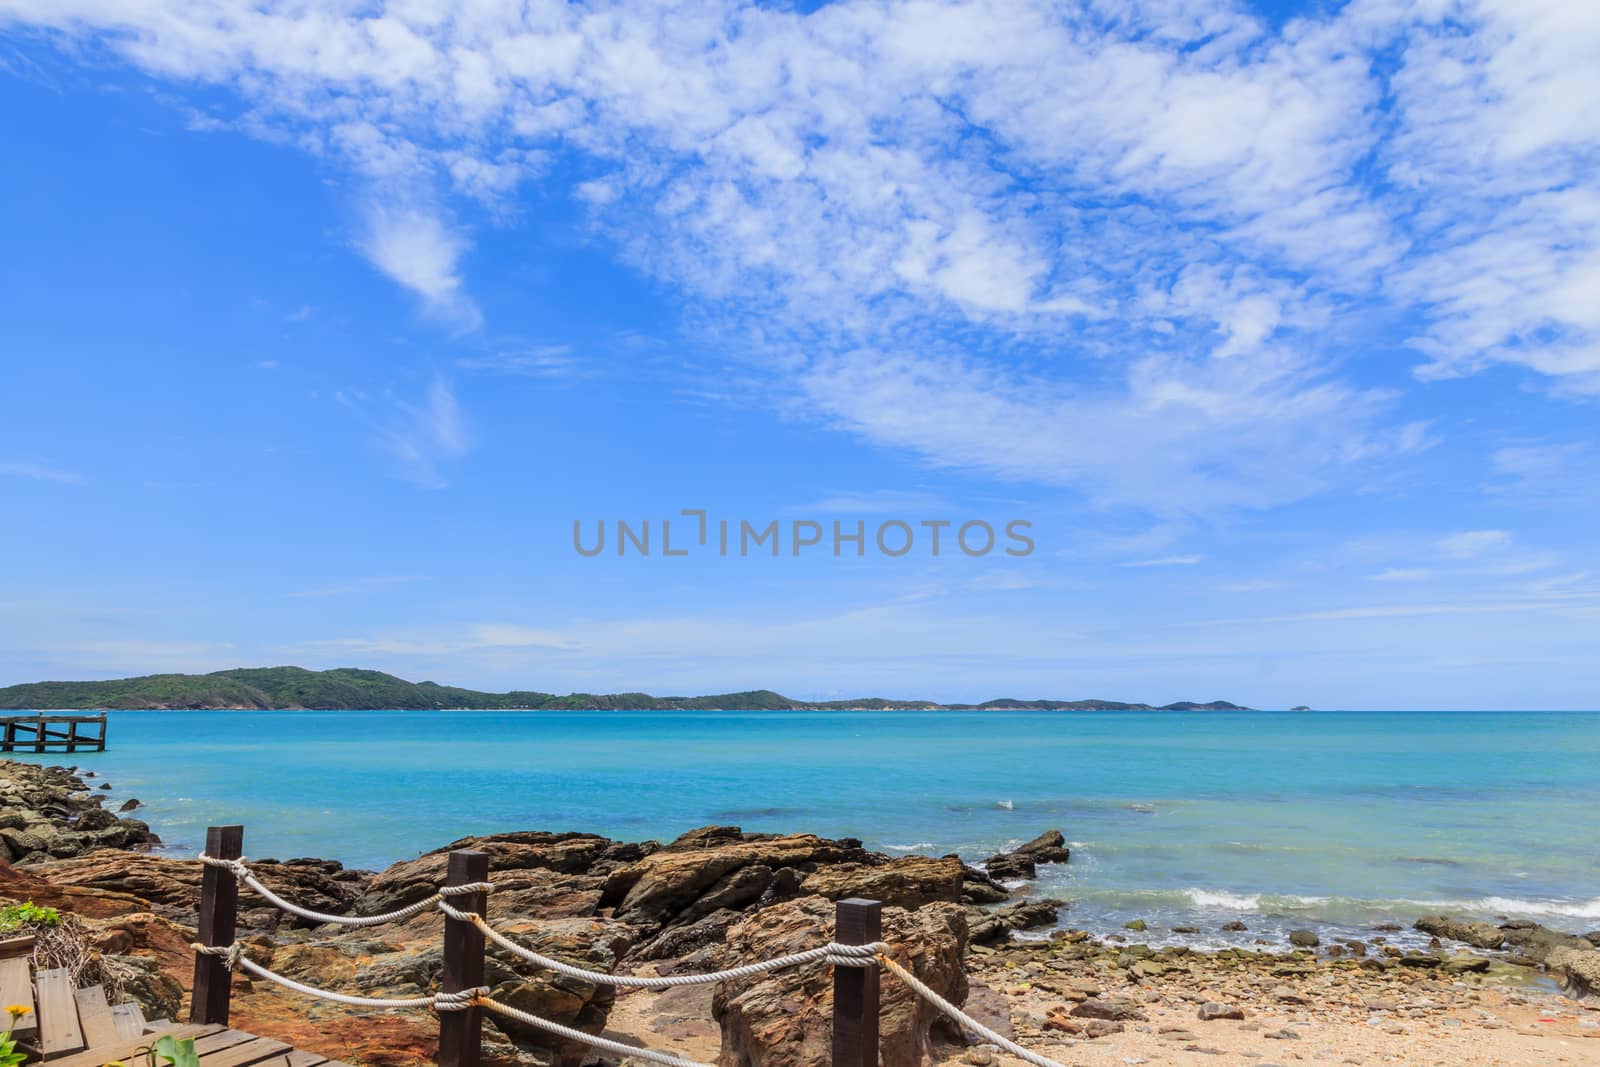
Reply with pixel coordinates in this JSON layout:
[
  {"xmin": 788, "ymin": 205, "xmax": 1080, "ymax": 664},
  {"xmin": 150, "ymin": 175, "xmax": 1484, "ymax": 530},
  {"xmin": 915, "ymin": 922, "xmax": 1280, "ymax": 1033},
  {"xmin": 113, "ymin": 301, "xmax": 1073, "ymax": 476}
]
[{"xmin": 16, "ymin": 709, "xmax": 1600, "ymax": 946}]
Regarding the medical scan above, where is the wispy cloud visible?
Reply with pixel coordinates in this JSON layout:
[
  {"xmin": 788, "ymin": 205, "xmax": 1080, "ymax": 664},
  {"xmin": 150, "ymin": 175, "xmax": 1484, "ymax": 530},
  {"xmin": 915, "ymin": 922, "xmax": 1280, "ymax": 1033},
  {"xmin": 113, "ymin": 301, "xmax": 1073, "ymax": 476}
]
[
  {"xmin": 357, "ymin": 207, "xmax": 481, "ymax": 331},
  {"xmin": 791, "ymin": 490, "xmax": 951, "ymax": 515},
  {"xmin": 0, "ymin": 460, "xmax": 84, "ymax": 485},
  {"xmin": 5, "ymin": 0, "xmax": 1598, "ymax": 512},
  {"xmin": 1119, "ymin": 555, "xmax": 1204, "ymax": 568},
  {"xmin": 455, "ymin": 345, "xmax": 574, "ymax": 378},
  {"xmin": 286, "ymin": 576, "xmax": 431, "ymax": 599},
  {"xmin": 303, "ymin": 623, "xmax": 575, "ymax": 657},
  {"xmin": 1436, "ymin": 530, "xmax": 1514, "ymax": 560},
  {"xmin": 1370, "ymin": 567, "xmax": 1433, "ymax": 583},
  {"xmin": 343, "ymin": 378, "xmax": 473, "ymax": 489}
]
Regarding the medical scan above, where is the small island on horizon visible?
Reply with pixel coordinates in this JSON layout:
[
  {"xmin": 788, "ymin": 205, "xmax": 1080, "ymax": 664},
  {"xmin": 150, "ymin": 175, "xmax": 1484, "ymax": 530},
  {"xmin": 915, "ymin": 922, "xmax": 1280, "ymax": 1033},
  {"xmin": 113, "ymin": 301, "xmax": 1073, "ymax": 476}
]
[{"xmin": 0, "ymin": 665, "xmax": 1253, "ymax": 712}]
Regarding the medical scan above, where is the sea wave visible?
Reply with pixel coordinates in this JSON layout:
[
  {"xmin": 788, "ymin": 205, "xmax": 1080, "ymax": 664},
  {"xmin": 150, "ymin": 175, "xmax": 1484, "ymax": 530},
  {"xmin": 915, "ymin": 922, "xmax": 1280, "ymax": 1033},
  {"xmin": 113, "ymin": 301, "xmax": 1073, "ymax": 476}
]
[
  {"xmin": 1474, "ymin": 895, "xmax": 1600, "ymax": 920},
  {"xmin": 882, "ymin": 842, "xmax": 936, "ymax": 852},
  {"xmin": 1183, "ymin": 889, "xmax": 1263, "ymax": 910}
]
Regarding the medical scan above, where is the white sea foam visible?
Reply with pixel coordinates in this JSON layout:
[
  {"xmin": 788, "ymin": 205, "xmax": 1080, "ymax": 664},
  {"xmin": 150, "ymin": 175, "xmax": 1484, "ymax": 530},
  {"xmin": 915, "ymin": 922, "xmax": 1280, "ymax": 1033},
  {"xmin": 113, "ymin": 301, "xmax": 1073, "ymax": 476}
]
[
  {"xmin": 1473, "ymin": 896, "xmax": 1600, "ymax": 920},
  {"xmin": 996, "ymin": 800, "xmax": 1014, "ymax": 810},
  {"xmin": 883, "ymin": 842, "xmax": 935, "ymax": 852},
  {"xmin": 1184, "ymin": 888, "xmax": 1262, "ymax": 910}
]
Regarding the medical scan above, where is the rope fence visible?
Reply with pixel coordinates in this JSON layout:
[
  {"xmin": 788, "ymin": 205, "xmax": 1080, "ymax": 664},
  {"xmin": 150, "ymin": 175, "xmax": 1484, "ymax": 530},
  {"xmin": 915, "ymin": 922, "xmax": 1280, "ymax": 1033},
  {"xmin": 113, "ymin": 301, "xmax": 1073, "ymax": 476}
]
[{"xmin": 188, "ymin": 825, "xmax": 1069, "ymax": 1067}]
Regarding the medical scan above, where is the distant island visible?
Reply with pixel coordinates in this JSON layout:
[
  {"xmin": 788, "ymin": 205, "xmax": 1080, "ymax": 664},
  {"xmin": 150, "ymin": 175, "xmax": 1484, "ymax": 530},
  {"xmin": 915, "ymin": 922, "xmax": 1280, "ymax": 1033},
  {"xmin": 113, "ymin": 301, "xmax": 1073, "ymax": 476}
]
[{"xmin": 0, "ymin": 666, "xmax": 1251, "ymax": 712}]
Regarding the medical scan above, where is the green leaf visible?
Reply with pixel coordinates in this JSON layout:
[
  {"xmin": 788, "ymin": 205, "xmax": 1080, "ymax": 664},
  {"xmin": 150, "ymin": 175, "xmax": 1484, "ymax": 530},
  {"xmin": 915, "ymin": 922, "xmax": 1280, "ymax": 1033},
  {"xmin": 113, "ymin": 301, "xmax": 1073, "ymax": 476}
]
[{"xmin": 153, "ymin": 1035, "xmax": 200, "ymax": 1067}]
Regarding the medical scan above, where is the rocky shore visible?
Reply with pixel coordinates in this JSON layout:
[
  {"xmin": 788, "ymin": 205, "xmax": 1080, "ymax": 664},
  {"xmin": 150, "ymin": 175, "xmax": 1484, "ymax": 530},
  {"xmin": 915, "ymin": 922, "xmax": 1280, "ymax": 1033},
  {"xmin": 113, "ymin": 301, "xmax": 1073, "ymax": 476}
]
[{"xmin": 2, "ymin": 759, "xmax": 1596, "ymax": 1066}]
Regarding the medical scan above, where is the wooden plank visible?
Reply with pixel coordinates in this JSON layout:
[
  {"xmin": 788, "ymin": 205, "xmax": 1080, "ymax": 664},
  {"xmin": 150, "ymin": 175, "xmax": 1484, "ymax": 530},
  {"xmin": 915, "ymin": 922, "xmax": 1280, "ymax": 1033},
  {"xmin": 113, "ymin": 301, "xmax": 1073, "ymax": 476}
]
[
  {"xmin": 282, "ymin": 1051, "xmax": 329, "ymax": 1067},
  {"xmin": 0, "ymin": 957, "xmax": 35, "ymax": 1033},
  {"xmin": 0, "ymin": 935, "xmax": 37, "ymax": 959},
  {"xmin": 72, "ymin": 985, "xmax": 121, "ymax": 1049},
  {"xmin": 46, "ymin": 1023, "xmax": 221, "ymax": 1067},
  {"xmin": 110, "ymin": 1001, "xmax": 145, "ymax": 1040},
  {"xmin": 192, "ymin": 1029, "xmax": 262, "ymax": 1056},
  {"xmin": 34, "ymin": 967, "xmax": 85, "ymax": 1055},
  {"xmin": 196, "ymin": 1036, "xmax": 293, "ymax": 1067}
]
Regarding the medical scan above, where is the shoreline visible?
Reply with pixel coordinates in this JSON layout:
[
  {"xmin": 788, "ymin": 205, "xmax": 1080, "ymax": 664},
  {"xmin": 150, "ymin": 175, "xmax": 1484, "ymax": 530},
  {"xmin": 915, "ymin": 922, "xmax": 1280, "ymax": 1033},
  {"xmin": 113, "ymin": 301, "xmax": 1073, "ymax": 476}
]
[{"xmin": 3, "ymin": 757, "xmax": 1599, "ymax": 1066}]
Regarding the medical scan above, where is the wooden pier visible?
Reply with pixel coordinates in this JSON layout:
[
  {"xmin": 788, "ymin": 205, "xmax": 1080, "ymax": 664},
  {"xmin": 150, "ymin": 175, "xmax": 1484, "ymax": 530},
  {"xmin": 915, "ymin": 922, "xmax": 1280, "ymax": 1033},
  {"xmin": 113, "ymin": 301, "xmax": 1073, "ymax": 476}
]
[{"xmin": 0, "ymin": 713, "xmax": 107, "ymax": 753}]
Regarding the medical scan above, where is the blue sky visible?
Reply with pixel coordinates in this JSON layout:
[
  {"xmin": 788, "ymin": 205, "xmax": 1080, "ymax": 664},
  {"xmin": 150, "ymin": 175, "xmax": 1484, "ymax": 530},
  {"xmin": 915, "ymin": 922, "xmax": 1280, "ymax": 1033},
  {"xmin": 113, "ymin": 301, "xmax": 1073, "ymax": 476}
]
[{"xmin": 1, "ymin": 0, "xmax": 1598, "ymax": 708}]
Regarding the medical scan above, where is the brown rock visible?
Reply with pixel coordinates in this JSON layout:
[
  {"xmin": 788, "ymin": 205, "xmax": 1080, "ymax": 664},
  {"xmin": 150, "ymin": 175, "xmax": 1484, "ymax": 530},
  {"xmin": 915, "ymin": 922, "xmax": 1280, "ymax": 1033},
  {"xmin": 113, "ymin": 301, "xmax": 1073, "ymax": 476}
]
[
  {"xmin": 712, "ymin": 896, "xmax": 968, "ymax": 1067},
  {"xmin": 1071, "ymin": 997, "xmax": 1146, "ymax": 1021},
  {"xmin": 602, "ymin": 832, "xmax": 870, "ymax": 928},
  {"xmin": 799, "ymin": 857, "xmax": 965, "ymax": 910},
  {"xmin": 26, "ymin": 851, "xmax": 367, "ymax": 930},
  {"xmin": 1197, "ymin": 1002, "xmax": 1246, "ymax": 1021},
  {"xmin": 1413, "ymin": 916, "xmax": 1505, "ymax": 950}
]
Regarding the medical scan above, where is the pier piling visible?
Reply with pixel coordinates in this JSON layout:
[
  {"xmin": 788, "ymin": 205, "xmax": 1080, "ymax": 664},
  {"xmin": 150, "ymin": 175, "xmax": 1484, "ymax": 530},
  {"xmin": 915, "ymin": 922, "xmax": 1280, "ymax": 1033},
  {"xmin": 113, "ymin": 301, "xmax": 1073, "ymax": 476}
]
[{"xmin": 0, "ymin": 713, "xmax": 107, "ymax": 753}]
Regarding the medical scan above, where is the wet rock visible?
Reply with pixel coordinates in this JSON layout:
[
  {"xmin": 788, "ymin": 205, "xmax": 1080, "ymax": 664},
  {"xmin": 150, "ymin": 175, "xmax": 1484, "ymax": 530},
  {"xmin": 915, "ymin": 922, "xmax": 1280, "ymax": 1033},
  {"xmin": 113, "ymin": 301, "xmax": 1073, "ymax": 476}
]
[
  {"xmin": 981, "ymin": 830, "xmax": 1069, "ymax": 881},
  {"xmin": 1288, "ymin": 929, "xmax": 1319, "ymax": 948},
  {"xmin": 1221, "ymin": 921, "xmax": 1248, "ymax": 932},
  {"xmin": 969, "ymin": 899, "xmax": 1065, "ymax": 945},
  {"xmin": 118, "ymin": 798, "xmax": 142, "ymax": 811},
  {"xmin": 1441, "ymin": 954, "xmax": 1491, "ymax": 974},
  {"xmin": 1124, "ymin": 919, "xmax": 1147, "ymax": 932},
  {"xmin": 1414, "ymin": 916, "xmax": 1505, "ymax": 949},
  {"xmin": 713, "ymin": 895, "xmax": 967, "ymax": 1067}
]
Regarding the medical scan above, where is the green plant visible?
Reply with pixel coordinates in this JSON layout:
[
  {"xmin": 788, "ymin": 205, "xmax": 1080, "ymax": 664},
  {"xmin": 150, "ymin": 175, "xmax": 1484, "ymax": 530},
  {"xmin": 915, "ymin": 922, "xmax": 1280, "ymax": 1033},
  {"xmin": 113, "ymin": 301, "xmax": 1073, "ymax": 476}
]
[
  {"xmin": 0, "ymin": 902, "xmax": 60, "ymax": 934},
  {"xmin": 101, "ymin": 1034, "xmax": 199, "ymax": 1067},
  {"xmin": 1, "ymin": 1004, "xmax": 32, "ymax": 1067}
]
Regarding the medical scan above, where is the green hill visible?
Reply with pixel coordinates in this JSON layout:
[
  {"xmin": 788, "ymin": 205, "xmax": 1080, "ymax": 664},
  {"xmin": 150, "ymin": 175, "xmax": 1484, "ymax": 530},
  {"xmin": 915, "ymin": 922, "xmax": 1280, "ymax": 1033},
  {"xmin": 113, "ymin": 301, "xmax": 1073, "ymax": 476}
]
[{"xmin": 0, "ymin": 666, "xmax": 1249, "ymax": 712}]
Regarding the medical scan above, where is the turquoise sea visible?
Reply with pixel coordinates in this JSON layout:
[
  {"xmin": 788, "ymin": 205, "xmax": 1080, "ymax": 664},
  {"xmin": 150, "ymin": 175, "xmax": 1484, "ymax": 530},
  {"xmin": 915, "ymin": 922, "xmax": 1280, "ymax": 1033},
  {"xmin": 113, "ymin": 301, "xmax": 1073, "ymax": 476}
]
[{"xmin": 18, "ymin": 710, "xmax": 1600, "ymax": 947}]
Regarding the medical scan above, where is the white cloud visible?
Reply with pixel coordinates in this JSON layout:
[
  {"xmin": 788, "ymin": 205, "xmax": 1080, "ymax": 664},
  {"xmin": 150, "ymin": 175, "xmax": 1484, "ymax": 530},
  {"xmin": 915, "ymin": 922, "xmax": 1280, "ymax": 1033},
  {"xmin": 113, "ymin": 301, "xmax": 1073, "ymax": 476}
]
[
  {"xmin": 357, "ymin": 207, "xmax": 481, "ymax": 329},
  {"xmin": 4, "ymin": 0, "xmax": 1598, "ymax": 508},
  {"xmin": 1120, "ymin": 555, "xmax": 1204, "ymax": 568}
]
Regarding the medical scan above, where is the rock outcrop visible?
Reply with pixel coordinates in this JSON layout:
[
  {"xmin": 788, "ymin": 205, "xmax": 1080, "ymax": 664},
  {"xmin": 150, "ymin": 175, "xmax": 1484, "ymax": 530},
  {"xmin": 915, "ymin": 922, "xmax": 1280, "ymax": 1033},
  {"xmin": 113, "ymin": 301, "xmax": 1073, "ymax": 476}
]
[
  {"xmin": 981, "ymin": 830, "xmax": 1070, "ymax": 881},
  {"xmin": 713, "ymin": 896, "xmax": 969, "ymax": 1067},
  {"xmin": 0, "ymin": 761, "xmax": 159, "ymax": 862},
  {"xmin": 26, "ymin": 851, "xmax": 370, "ymax": 931}
]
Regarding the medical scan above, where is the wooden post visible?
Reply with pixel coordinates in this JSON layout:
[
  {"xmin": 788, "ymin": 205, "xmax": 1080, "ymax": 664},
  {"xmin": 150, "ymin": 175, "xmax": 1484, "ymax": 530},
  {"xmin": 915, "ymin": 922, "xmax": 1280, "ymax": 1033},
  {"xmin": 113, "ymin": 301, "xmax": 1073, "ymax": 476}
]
[
  {"xmin": 439, "ymin": 850, "xmax": 488, "ymax": 1067},
  {"xmin": 191, "ymin": 825, "xmax": 243, "ymax": 1025},
  {"xmin": 831, "ymin": 898, "xmax": 882, "ymax": 1067},
  {"xmin": 32, "ymin": 716, "xmax": 45, "ymax": 753},
  {"xmin": 2, "ymin": 719, "xmax": 13, "ymax": 752},
  {"xmin": 96, "ymin": 713, "xmax": 107, "ymax": 752}
]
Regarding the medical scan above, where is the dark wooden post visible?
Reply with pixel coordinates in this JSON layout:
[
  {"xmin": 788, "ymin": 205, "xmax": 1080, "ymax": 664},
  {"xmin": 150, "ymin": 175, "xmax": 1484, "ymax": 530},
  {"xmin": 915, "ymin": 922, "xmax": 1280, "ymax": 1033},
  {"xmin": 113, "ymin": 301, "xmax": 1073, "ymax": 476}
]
[
  {"xmin": 191, "ymin": 825, "xmax": 243, "ymax": 1025},
  {"xmin": 96, "ymin": 712, "xmax": 107, "ymax": 752},
  {"xmin": 831, "ymin": 898, "xmax": 882, "ymax": 1067},
  {"xmin": 439, "ymin": 850, "xmax": 488, "ymax": 1067}
]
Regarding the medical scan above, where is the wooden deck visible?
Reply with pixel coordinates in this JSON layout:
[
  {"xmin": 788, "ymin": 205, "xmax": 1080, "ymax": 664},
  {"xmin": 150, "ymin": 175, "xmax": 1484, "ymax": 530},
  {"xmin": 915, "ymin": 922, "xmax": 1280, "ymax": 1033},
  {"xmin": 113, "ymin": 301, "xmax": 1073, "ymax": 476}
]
[{"xmin": 48, "ymin": 1023, "xmax": 354, "ymax": 1067}]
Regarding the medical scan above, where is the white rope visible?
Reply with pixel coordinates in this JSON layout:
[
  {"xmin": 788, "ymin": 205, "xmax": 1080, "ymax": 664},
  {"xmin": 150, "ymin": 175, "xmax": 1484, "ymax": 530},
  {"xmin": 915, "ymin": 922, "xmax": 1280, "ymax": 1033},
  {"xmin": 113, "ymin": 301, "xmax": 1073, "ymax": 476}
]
[
  {"xmin": 878, "ymin": 953, "xmax": 1070, "ymax": 1067},
  {"xmin": 477, "ymin": 996, "xmax": 712, "ymax": 1067},
  {"xmin": 438, "ymin": 901, "xmax": 881, "ymax": 988},
  {"xmin": 192, "ymin": 943, "xmax": 487, "ymax": 1012},
  {"xmin": 199, "ymin": 853, "xmax": 492, "ymax": 927}
]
